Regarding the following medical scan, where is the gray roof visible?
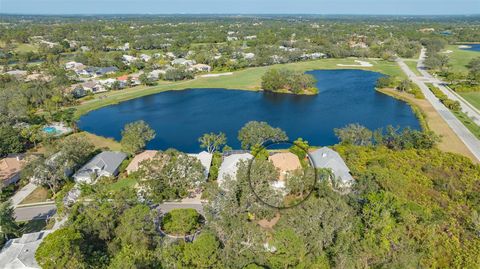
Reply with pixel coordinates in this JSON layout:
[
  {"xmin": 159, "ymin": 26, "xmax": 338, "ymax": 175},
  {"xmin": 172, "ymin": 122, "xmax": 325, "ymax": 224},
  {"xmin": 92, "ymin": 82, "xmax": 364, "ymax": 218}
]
[
  {"xmin": 73, "ymin": 151, "xmax": 127, "ymax": 181},
  {"xmin": 188, "ymin": 151, "xmax": 213, "ymax": 178},
  {"xmin": 218, "ymin": 153, "xmax": 253, "ymax": 186},
  {"xmin": 310, "ymin": 147, "xmax": 354, "ymax": 185},
  {"xmin": 0, "ymin": 230, "xmax": 52, "ymax": 269}
]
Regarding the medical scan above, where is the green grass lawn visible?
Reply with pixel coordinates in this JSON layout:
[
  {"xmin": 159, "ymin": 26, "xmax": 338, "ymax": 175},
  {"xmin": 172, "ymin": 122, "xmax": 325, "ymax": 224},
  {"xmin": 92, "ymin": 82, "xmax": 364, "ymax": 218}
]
[
  {"xmin": 445, "ymin": 45, "xmax": 480, "ymax": 74},
  {"xmin": 106, "ymin": 177, "xmax": 137, "ymax": 192},
  {"xmin": 459, "ymin": 92, "xmax": 480, "ymax": 110},
  {"xmin": 452, "ymin": 110, "xmax": 480, "ymax": 140},
  {"xmin": 19, "ymin": 187, "xmax": 50, "ymax": 205},
  {"xmin": 68, "ymin": 132, "xmax": 122, "ymax": 151},
  {"xmin": 404, "ymin": 60, "xmax": 421, "ymax": 76},
  {"xmin": 14, "ymin": 43, "xmax": 39, "ymax": 53},
  {"xmin": 74, "ymin": 58, "xmax": 404, "ymax": 118}
]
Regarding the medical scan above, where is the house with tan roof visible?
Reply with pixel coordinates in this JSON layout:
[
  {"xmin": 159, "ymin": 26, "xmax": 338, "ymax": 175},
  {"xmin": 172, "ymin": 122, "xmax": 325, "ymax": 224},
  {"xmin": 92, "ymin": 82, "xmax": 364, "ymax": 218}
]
[
  {"xmin": 0, "ymin": 154, "xmax": 26, "ymax": 187},
  {"xmin": 126, "ymin": 150, "xmax": 158, "ymax": 175}
]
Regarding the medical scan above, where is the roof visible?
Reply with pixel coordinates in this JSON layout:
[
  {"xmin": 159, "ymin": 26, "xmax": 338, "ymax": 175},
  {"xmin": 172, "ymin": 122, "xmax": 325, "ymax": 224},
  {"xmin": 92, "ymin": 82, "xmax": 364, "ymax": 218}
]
[
  {"xmin": 268, "ymin": 152, "xmax": 301, "ymax": 173},
  {"xmin": 218, "ymin": 153, "xmax": 253, "ymax": 185},
  {"xmin": 96, "ymin": 66, "xmax": 118, "ymax": 74},
  {"xmin": 309, "ymin": 147, "xmax": 354, "ymax": 185},
  {"xmin": 117, "ymin": 75, "xmax": 129, "ymax": 81},
  {"xmin": 82, "ymin": 81, "xmax": 98, "ymax": 88},
  {"xmin": 188, "ymin": 151, "xmax": 213, "ymax": 177},
  {"xmin": 126, "ymin": 150, "xmax": 158, "ymax": 174},
  {"xmin": 0, "ymin": 230, "xmax": 52, "ymax": 269},
  {"xmin": 0, "ymin": 154, "xmax": 25, "ymax": 182},
  {"xmin": 73, "ymin": 151, "xmax": 127, "ymax": 180}
]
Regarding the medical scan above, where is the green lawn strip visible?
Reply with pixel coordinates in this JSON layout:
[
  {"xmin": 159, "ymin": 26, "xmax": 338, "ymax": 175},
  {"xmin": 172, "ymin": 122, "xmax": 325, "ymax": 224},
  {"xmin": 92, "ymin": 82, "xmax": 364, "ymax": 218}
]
[
  {"xmin": 452, "ymin": 110, "xmax": 480, "ymax": 140},
  {"xmin": 106, "ymin": 177, "xmax": 137, "ymax": 192},
  {"xmin": 404, "ymin": 60, "xmax": 421, "ymax": 76},
  {"xmin": 73, "ymin": 58, "xmax": 403, "ymax": 118},
  {"xmin": 459, "ymin": 92, "xmax": 480, "ymax": 111}
]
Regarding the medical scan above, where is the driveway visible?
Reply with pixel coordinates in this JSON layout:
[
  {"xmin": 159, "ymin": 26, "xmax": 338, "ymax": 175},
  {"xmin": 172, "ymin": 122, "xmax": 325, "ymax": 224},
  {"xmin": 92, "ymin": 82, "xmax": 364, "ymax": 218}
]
[{"xmin": 10, "ymin": 183, "xmax": 37, "ymax": 208}]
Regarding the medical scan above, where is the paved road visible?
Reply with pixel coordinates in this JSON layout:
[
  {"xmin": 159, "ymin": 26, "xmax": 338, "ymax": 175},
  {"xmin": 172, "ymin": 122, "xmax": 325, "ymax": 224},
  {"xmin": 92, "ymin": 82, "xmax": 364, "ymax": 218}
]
[
  {"xmin": 14, "ymin": 204, "xmax": 57, "ymax": 222},
  {"xmin": 10, "ymin": 183, "xmax": 37, "ymax": 208},
  {"xmin": 397, "ymin": 56, "xmax": 480, "ymax": 162},
  {"xmin": 416, "ymin": 48, "xmax": 480, "ymax": 125}
]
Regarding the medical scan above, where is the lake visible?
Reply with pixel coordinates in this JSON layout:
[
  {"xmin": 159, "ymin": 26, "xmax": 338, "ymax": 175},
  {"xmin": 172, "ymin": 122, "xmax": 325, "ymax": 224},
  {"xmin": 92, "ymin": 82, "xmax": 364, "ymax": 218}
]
[
  {"xmin": 78, "ymin": 69, "xmax": 421, "ymax": 152},
  {"xmin": 460, "ymin": 44, "xmax": 480, "ymax": 52}
]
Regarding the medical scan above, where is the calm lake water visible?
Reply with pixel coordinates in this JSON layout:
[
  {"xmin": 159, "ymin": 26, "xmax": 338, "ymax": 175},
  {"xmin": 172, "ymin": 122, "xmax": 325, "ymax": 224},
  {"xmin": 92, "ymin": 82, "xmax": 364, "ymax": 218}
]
[
  {"xmin": 460, "ymin": 44, "xmax": 480, "ymax": 52},
  {"xmin": 78, "ymin": 69, "xmax": 420, "ymax": 152}
]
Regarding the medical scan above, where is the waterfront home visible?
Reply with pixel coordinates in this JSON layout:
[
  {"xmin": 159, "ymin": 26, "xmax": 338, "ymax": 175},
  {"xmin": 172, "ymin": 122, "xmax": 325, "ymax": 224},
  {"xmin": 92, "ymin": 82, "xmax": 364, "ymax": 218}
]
[
  {"xmin": 0, "ymin": 230, "xmax": 52, "ymax": 269},
  {"xmin": 81, "ymin": 80, "xmax": 106, "ymax": 93},
  {"xmin": 148, "ymin": 69, "xmax": 167, "ymax": 80},
  {"xmin": 171, "ymin": 58, "xmax": 195, "ymax": 66},
  {"xmin": 268, "ymin": 152, "xmax": 301, "ymax": 181},
  {"xmin": 191, "ymin": 64, "xmax": 212, "ymax": 72},
  {"xmin": 73, "ymin": 151, "xmax": 127, "ymax": 184},
  {"xmin": 188, "ymin": 151, "xmax": 213, "ymax": 179},
  {"xmin": 0, "ymin": 154, "xmax": 25, "ymax": 187},
  {"xmin": 140, "ymin": 54, "xmax": 152, "ymax": 62},
  {"xmin": 65, "ymin": 61, "xmax": 85, "ymax": 70},
  {"xmin": 126, "ymin": 150, "xmax": 158, "ymax": 175},
  {"xmin": 6, "ymin": 69, "xmax": 27, "ymax": 79},
  {"xmin": 217, "ymin": 153, "xmax": 253, "ymax": 187},
  {"xmin": 95, "ymin": 66, "xmax": 119, "ymax": 76},
  {"xmin": 309, "ymin": 147, "xmax": 354, "ymax": 188},
  {"xmin": 122, "ymin": 55, "xmax": 138, "ymax": 65}
]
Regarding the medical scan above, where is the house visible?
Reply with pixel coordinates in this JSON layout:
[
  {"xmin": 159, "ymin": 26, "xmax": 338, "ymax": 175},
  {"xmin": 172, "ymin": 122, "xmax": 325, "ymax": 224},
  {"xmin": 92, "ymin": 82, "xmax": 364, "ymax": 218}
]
[
  {"xmin": 217, "ymin": 153, "xmax": 253, "ymax": 187},
  {"xmin": 0, "ymin": 154, "xmax": 26, "ymax": 187},
  {"xmin": 95, "ymin": 66, "xmax": 119, "ymax": 76},
  {"xmin": 191, "ymin": 64, "xmax": 212, "ymax": 72},
  {"xmin": 122, "ymin": 55, "xmax": 138, "ymax": 64},
  {"xmin": 65, "ymin": 61, "xmax": 85, "ymax": 70},
  {"xmin": 81, "ymin": 81, "xmax": 106, "ymax": 93},
  {"xmin": 244, "ymin": 35, "xmax": 257, "ymax": 40},
  {"xmin": 6, "ymin": 70, "xmax": 27, "ymax": 79},
  {"xmin": 76, "ymin": 67, "xmax": 96, "ymax": 77},
  {"xmin": 118, "ymin": 42, "xmax": 130, "ymax": 51},
  {"xmin": 140, "ymin": 54, "xmax": 152, "ymax": 62},
  {"xmin": 0, "ymin": 230, "xmax": 52, "ymax": 269},
  {"xmin": 148, "ymin": 69, "xmax": 167, "ymax": 80},
  {"xmin": 171, "ymin": 58, "xmax": 195, "ymax": 66},
  {"xmin": 243, "ymin": 53, "xmax": 255, "ymax": 60},
  {"xmin": 71, "ymin": 87, "xmax": 87, "ymax": 98},
  {"xmin": 268, "ymin": 152, "xmax": 301, "ymax": 181},
  {"xmin": 309, "ymin": 147, "xmax": 354, "ymax": 188},
  {"xmin": 73, "ymin": 151, "xmax": 127, "ymax": 184},
  {"xmin": 188, "ymin": 151, "xmax": 213, "ymax": 179},
  {"xmin": 126, "ymin": 150, "xmax": 158, "ymax": 175}
]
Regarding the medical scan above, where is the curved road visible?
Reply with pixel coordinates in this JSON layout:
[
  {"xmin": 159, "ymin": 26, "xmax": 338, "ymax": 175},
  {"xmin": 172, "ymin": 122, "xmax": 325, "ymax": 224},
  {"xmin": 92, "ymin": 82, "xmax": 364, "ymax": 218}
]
[{"xmin": 397, "ymin": 53, "xmax": 480, "ymax": 162}]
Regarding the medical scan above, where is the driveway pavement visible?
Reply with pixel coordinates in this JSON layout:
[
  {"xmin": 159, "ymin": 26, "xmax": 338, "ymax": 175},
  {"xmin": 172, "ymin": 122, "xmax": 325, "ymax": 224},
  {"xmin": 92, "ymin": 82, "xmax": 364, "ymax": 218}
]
[{"xmin": 10, "ymin": 183, "xmax": 37, "ymax": 208}]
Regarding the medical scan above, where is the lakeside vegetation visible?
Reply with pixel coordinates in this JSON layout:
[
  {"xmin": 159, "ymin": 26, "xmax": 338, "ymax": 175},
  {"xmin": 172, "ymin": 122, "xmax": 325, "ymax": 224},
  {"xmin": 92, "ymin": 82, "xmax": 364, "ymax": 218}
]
[{"xmin": 261, "ymin": 68, "xmax": 318, "ymax": 95}]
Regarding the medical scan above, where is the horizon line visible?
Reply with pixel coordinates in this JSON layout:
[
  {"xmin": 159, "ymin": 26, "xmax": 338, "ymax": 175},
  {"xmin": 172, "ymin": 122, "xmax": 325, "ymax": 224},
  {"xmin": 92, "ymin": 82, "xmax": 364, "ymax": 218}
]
[{"xmin": 1, "ymin": 13, "xmax": 479, "ymax": 16}]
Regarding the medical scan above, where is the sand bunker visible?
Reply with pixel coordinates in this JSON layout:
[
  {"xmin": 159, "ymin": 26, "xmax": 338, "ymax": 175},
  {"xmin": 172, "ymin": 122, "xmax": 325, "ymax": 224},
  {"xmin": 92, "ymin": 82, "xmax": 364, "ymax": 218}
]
[
  {"xmin": 200, "ymin": 72, "xmax": 233, "ymax": 78},
  {"xmin": 337, "ymin": 60, "xmax": 373, "ymax": 67}
]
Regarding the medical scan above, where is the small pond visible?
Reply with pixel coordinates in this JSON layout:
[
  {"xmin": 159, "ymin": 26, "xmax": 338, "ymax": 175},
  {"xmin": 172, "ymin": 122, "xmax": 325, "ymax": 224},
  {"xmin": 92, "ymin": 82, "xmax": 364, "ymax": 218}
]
[{"xmin": 78, "ymin": 69, "xmax": 421, "ymax": 152}]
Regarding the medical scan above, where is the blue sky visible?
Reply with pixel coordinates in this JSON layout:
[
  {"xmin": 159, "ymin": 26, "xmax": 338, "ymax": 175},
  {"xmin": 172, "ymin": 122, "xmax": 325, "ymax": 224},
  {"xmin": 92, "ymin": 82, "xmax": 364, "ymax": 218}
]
[{"xmin": 0, "ymin": 0, "xmax": 479, "ymax": 15}]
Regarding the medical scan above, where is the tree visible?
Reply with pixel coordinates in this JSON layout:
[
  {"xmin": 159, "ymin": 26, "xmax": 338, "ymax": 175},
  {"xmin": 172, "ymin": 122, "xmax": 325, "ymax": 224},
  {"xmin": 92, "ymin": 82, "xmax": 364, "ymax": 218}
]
[
  {"xmin": 36, "ymin": 228, "xmax": 87, "ymax": 269},
  {"xmin": 376, "ymin": 76, "xmax": 395, "ymax": 88},
  {"xmin": 397, "ymin": 79, "xmax": 412, "ymax": 92},
  {"xmin": 0, "ymin": 201, "xmax": 19, "ymax": 242},
  {"xmin": 0, "ymin": 124, "xmax": 25, "ymax": 157},
  {"xmin": 115, "ymin": 204, "xmax": 160, "ymax": 250},
  {"xmin": 162, "ymin": 208, "xmax": 200, "ymax": 235},
  {"xmin": 139, "ymin": 150, "xmax": 204, "ymax": 203},
  {"xmin": 108, "ymin": 245, "xmax": 159, "ymax": 269},
  {"xmin": 334, "ymin": 123, "xmax": 373, "ymax": 146},
  {"xmin": 199, "ymin": 132, "xmax": 227, "ymax": 153},
  {"xmin": 238, "ymin": 121, "xmax": 288, "ymax": 150},
  {"xmin": 183, "ymin": 232, "xmax": 221, "ymax": 268},
  {"xmin": 467, "ymin": 57, "xmax": 480, "ymax": 82},
  {"xmin": 267, "ymin": 228, "xmax": 306, "ymax": 268},
  {"xmin": 289, "ymin": 138, "xmax": 309, "ymax": 160},
  {"xmin": 120, "ymin": 120, "xmax": 156, "ymax": 155}
]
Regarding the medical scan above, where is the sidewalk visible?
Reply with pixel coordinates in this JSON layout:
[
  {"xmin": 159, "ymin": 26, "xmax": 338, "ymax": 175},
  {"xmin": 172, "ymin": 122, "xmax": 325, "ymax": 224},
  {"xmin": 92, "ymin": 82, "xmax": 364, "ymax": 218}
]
[{"xmin": 10, "ymin": 183, "xmax": 37, "ymax": 208}]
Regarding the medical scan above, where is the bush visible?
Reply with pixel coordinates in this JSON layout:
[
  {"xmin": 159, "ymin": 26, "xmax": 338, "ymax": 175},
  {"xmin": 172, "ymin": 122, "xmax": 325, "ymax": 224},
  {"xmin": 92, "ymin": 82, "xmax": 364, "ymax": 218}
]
[{"xmin": 376, "ymin": 76, "xmax": 396, "ymax": 88}]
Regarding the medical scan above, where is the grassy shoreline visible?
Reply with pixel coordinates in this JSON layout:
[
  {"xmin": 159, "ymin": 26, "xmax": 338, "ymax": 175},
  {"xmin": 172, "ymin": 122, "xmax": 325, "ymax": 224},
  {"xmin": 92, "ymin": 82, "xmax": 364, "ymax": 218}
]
[{"xmin": 73, "ymin": 58, "xmax": 404, "ymax": 118}]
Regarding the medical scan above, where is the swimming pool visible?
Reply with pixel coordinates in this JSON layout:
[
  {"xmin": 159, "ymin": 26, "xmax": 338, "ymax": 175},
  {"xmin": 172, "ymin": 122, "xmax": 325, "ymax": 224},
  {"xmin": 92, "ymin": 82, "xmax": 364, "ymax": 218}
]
[{"xmin": 43, "ymin": 126, "xmax": 58, "ymax": 134}]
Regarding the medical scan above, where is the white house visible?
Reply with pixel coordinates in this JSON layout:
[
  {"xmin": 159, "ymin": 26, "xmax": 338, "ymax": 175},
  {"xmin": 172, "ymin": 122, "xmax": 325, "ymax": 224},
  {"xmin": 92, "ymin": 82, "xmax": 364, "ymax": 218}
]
[
  {"xmin": 309, "ymin": 147, "xmax": 354, "ymax": 189},
  {"xmin": 65, "ymin": 61, "xmax": 85, "ymax": 70},
  {"xmin": 191, "ymin": 64, "xmax": 212, "ymax": 72},
  {"xmin": 0, "ymin": 230, "xmax": 52, "ymax": 269},
  {"xmin": 171, "ymin": 58, "xmax": 196, "ymax": 66},
  {"xmin": 122, "ymin": 55, "xmax": 138, "ymax": 64},
  {"xmin": 73, "ymin": 151, "xmax": 127, "ymax": 184},
  {"xmin": 217, "ymin": 153, "xmax": 253, "ymax": 188},
  {"xmin": 140, "ymin": 54, "xmax": 152, "ymax": 62},
  {"xmin": 188, "ymin": 151, "xmax": 213, "ymax": 180},
  {"xmin": 243, "ymin": 53, "xmax": 255, "ymax": 60}
]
